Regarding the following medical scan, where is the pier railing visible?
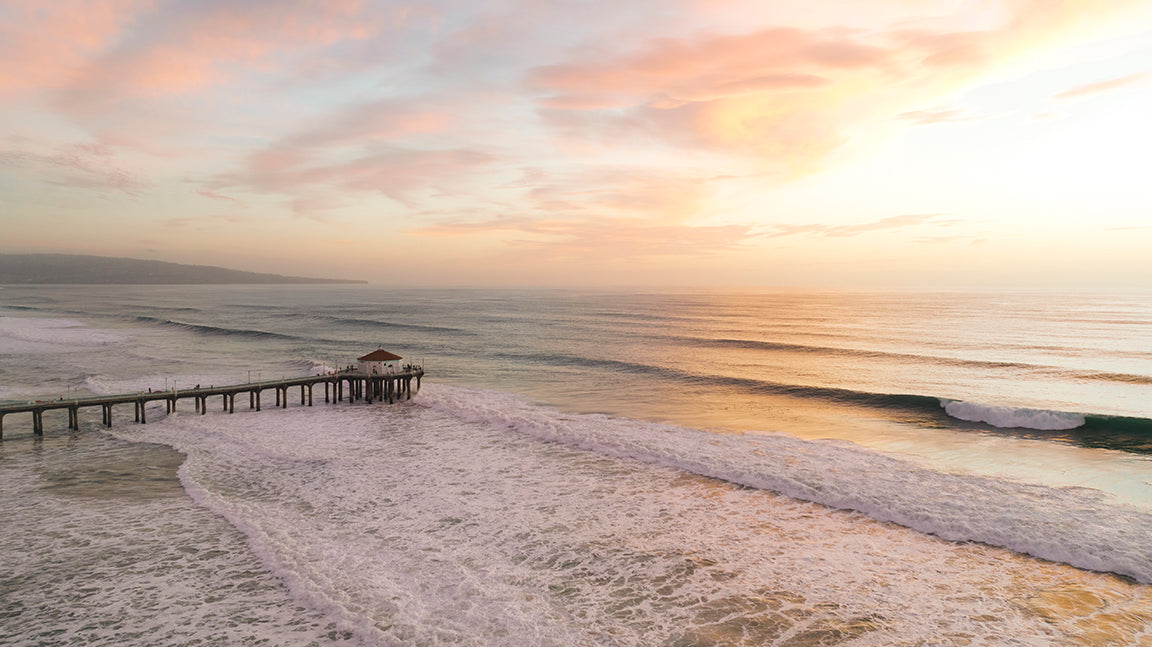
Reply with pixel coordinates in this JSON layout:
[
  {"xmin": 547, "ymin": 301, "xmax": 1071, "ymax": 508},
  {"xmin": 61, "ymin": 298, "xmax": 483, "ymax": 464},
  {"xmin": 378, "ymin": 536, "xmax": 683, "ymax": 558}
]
[{"xmin": 0, "ymin": 367, "xmax": 423, "ymax": 439}]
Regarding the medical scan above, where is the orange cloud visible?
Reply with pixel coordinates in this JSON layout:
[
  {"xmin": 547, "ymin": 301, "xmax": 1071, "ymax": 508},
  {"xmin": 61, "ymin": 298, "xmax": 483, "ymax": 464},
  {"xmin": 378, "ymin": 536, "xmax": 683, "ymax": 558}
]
[{"xmin": 896, "ymin": 107, "xmax": 975, "ymax": 125}]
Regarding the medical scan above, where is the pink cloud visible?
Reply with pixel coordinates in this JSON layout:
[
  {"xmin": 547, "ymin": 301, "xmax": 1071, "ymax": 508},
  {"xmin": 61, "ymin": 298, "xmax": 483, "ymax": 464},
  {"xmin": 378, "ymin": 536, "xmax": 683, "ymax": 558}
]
[
  {"xmin": 51, "ymin": 0, "xmax": 400, "ymax": 113},
  {"xmin": 0, "ymin": 0, "xmax": 153, "ymax": 95},
  {"xmin": 530, "ymin": 27, "xmax": 889, "ymax": 109},
  {"xmin": 196, "ymin": 189, "xmax": 244, "ymax": 205},
  {"xmin": 527, "ymin": 0, "xmax": 1140, "ymax": 176},
  {"xmin": 1055, "ymin": 71, "xmax": 1151, "ymax": 99}
]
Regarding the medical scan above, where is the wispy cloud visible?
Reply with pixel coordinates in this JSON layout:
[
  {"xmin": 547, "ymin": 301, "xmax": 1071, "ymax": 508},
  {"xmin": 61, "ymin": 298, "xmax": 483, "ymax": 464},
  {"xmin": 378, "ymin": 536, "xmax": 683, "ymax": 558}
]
[
  {"xmin": 766, "ymin": 214, "xmax": 958, "ymax": 238},
  {"xmin": 1055, "ymin": 70, "xmax": 1151, "ymax": 99},
  {"xmin": 0, "ymin": 141, "xmax": 145, "ymax": 195},
  {"xmin": 414, "ymin": 215, "xmax": 756, "ymax": 260},
  {"xmin": 166, "ymin": 213, "xmax": 251, "ymax": 228},
  {"xmin": 408, "ymin": 167, "xmax": 750, "ymax": 258},
  {"xmin": 196, "ymin": 189, "xmax": 244, "ymax": 205},
  {"xmin": 896, "ymin": 108, "xmax": 976, "ymax": 125},
  {"xmin": 212, "ymin": 145, "xmax": 496, "ymax": 212}
]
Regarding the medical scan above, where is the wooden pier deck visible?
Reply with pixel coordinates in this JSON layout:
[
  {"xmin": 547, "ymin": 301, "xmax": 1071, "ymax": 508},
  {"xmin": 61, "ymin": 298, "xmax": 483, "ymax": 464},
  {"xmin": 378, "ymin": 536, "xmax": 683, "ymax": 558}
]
[{"xmin": 0, "ymin": 367, "xmax": 423, "ymax": 439}]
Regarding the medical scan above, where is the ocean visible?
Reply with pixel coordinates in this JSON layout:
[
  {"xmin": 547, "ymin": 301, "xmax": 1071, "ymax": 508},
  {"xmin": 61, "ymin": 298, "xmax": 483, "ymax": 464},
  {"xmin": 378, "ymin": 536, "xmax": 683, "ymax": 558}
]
[{"xmin": 2, "ymin": 285, "xmax": 1151, "ymax": 645}]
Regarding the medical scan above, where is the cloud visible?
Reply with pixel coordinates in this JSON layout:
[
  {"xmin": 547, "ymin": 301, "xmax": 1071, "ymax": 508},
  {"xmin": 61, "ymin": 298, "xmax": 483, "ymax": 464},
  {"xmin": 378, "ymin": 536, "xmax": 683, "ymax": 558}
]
[
  {"xmin": 42, "ymin": 0, "xmax": 411, "ymax": 120},
  {"xmin": 0, "ymin": 141, "xmax": 145, "ymax": 195},
  {"xmin": 407, "ymin": 167, "xmax": 750, "ymax": 258},
  {"xmin": 1055, "ymin": 70, "xmax": 1151, "ymax": 99},
  {"xmin": 284, "ymin": 99, "xmax": 454, "ymax": 149},
  {"xmin": 166, "ymin": 213, "xmax": 251, "ymax": 228},
  {"xmin": 413, "ymin": 215, "xmax": 756, "ymax": 260},
  {"xmin": 508, "ymin": 220, "xmax": 756, "ymax": 259},
  {"xmin": 214, "ymin": 145, "xmax": 496, "ymax": 209},
  {"xmin": 199, "ymin": 88, "xmax": 489, "ymax": 215},
  {"xmin": 521, "ymin": 170, "xmax": 713, "ymax": 224},
  {"xmin": 196, "ymin": 189, "xmax": 244, "ymax": 205},
  {"xmin": 896, "ymin": 107, "xmax": 975, "ymax": 125},
  {"xmin": 766, "ymin": 213, "xmax": 956, "ymax": 238},
  {"xmin": 527, "ymin": 0, "xmax": 1140, "ymax": 177},
  {"xmin": 531, "ymin": 29, "xmax": 858, "ymax": 110},
  {"xmin": 0, "ymin": 0, "xmax": 153, "ymax": 96}
]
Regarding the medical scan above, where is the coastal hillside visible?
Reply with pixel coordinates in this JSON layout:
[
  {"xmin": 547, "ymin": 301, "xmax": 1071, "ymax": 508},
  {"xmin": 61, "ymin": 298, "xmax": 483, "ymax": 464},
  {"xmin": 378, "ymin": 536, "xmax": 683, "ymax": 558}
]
[{"xmin": 0, "ymin": 254, "xmax": 364, "ymax": 285}]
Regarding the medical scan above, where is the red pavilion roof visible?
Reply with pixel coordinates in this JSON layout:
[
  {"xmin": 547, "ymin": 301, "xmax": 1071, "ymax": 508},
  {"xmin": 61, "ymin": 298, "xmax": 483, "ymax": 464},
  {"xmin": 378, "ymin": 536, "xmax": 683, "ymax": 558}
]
[{"xmin": 359, "ymin": 349, "xmax": 403, "ymax": 362}]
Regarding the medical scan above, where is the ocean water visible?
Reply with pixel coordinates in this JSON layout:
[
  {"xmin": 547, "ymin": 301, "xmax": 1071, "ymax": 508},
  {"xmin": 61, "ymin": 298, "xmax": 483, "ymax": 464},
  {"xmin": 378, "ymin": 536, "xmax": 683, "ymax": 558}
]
[{"xmin": 2, "ymin": 286, "xmax": 1152, "ymax": 646}]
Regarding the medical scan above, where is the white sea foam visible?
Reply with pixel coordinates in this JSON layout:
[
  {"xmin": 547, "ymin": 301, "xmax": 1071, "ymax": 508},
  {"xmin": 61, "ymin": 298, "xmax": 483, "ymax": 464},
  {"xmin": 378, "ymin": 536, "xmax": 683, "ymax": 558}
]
[
  {"xmin": 99, "ymin": 383, "xmax": 1152, "ymax": 645},
  {"xmin": 941, "ymin": 399, "xmax": 1086, "ymax": 430},
  {"xmin": 0, "ymin": 435, "xmax": 338, "ymax": 646},
  {"xmin": 425, "ymin": 385, "xmax": 1151, "ymax": 584}
]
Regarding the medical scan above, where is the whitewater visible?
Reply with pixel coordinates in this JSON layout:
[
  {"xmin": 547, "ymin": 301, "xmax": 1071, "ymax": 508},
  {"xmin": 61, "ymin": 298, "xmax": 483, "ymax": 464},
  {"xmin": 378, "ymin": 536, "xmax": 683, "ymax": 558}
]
[{"xmin": 3, "ymin": 286, "xmax": 1152, "ymax": 645}]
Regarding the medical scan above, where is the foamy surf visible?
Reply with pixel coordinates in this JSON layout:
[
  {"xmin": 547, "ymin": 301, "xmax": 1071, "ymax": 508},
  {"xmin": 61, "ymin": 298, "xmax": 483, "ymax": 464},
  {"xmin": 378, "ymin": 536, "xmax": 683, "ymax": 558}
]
[
  {"xmin": 942, "ymin": 399, "xmax": 1087, "ymax": 430},
  {"xmin": 101, "ymin": 384, "xmax": 1152, "ymax": 645},
  {"xmin": 424, "ymin": 385, "xmax": 1152, "ymax": 584}
]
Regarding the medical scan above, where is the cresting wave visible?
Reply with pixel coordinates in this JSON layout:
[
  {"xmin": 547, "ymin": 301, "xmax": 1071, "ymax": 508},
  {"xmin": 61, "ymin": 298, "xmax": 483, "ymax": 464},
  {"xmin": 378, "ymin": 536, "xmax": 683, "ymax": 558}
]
[
  {"xmin": 422, "ymin": 384, "xmax": 1152, "ymax": 584},
  {"xmin": 941, "ymin": 400, "xmax": 1085, "ymax": 430},
  {"xmin": 496, "ymin": 348, "xmax": 1152, "ymax": 437},
  {"xmin": 937, "ymin": 401, "xmax": 1152, "ymax": 450}
]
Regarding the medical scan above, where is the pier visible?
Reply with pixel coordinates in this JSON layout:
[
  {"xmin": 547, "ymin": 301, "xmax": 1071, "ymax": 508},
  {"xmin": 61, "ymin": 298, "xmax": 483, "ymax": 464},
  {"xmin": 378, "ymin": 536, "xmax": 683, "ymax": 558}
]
[{"xmin": 0, "ymin": 366, "xmax": 423, "ymax": 440}]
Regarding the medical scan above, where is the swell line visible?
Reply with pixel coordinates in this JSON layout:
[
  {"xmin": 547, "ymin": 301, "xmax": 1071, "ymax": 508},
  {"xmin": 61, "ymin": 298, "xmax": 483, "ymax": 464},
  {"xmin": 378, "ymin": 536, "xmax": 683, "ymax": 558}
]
[
  {"xmin": 132, "ymin": 316, "xmax": 305, "ymax": 342},
  {"xmin": 672, "ymin": 335, "xmax": 1152, "ymax": 386}
]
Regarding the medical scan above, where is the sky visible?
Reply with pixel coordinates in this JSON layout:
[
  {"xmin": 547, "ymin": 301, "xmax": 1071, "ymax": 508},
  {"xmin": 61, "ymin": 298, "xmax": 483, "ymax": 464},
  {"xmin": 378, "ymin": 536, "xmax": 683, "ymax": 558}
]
[{"xmin": 2, "ymin": 0, "xmax": 1151, "ymax": 288}]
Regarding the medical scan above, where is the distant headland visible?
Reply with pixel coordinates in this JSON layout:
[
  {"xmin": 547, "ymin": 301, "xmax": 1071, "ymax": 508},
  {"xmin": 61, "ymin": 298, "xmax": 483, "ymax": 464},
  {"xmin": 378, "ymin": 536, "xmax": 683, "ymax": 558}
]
[{"xmin": 0, "ymin": 254, "xmax": 365, "ymax": 285}]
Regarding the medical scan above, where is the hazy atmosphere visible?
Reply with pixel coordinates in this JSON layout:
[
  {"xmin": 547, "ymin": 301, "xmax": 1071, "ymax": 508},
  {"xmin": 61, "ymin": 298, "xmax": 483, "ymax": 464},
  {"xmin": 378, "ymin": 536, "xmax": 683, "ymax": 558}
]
[{"xmin": 3, "ymin": 0, "xmax": 1151, "ymax": 287}]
